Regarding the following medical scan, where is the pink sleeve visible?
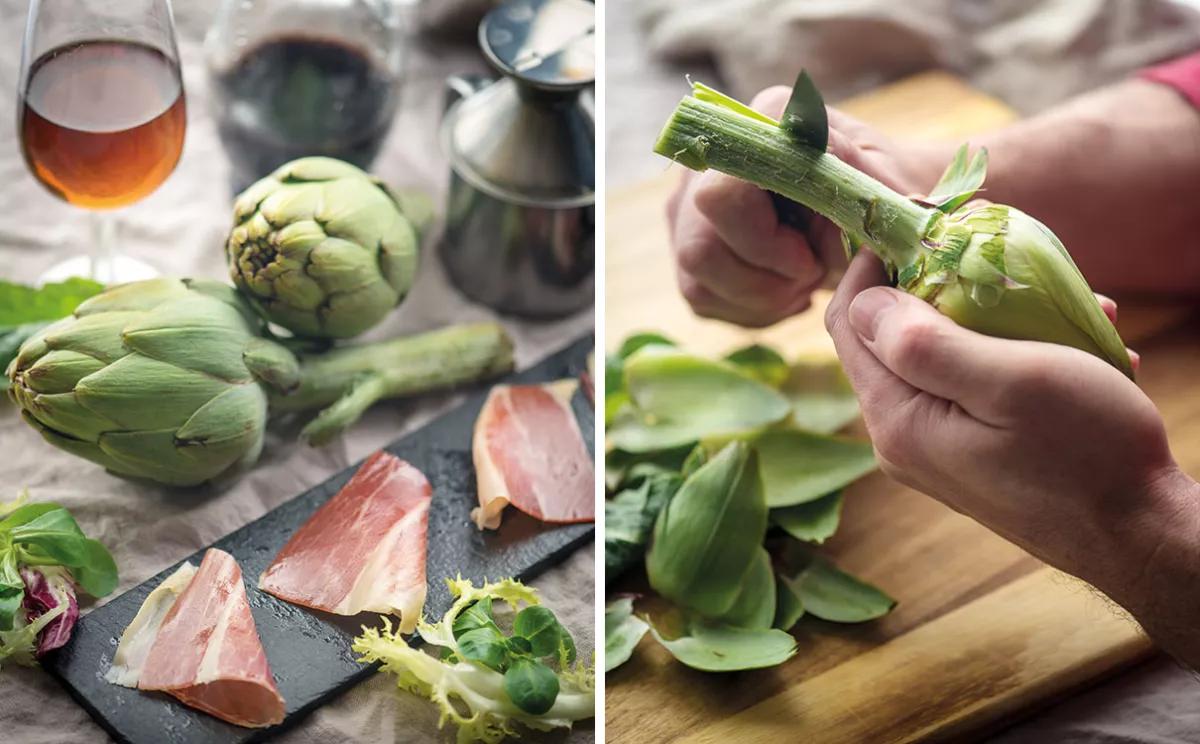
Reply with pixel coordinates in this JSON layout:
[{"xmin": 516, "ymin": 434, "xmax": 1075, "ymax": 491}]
[{"xmin": 1140, "ymin": 51, "xmax": 1200, "ymax": 109}]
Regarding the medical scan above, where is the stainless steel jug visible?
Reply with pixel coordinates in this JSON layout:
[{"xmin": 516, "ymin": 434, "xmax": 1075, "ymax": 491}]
[{"xmin": 439, "ymin": 0, "xmax": 595, "ymax": 318}]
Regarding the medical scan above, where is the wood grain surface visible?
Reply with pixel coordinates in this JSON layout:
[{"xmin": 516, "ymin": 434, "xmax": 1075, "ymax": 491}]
[{"xmin": 605, "ymin": 71, "xmax": 1197, "ymax": 743}]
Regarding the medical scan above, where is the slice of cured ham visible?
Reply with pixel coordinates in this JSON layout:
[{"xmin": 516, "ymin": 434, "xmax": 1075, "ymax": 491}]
[
  {"xmin": 259, "ymin": 451, "xmax": 431, "ymax": 634},
  {"xmin": 472, "ymin": 380, "xmax": 595, "ymax": 530},
  {"xmin": 107, "ymin": 549, "xmax": 285, "ymax": 728}
]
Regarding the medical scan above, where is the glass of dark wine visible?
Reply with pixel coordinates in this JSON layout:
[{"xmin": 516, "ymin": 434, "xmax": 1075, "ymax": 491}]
[
  {"xmin": 17, "ymin": 0, "xmax": 186, "ymax": 284},
  {"xmin": 205, "ymin": 0, "xmax": 415, "ymax": 192}
]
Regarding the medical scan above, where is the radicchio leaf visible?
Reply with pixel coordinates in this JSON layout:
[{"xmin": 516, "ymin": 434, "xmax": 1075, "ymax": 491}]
[{"xmin": 20, "ymin": 566, "xmax": 79, "ymax": 656}]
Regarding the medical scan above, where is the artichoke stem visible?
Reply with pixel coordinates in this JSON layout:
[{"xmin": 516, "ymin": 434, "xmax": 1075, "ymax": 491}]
[
  {"xmin": 653, "ymin": 96, "xmax": 933, "ymax": 270},
  {"xmin": 300, "ymin": 373, "xmax": 388, "ymax": 445},
  {"xmin": 271, "ymin": 323, "xmax": 515, "ymax": 426}
]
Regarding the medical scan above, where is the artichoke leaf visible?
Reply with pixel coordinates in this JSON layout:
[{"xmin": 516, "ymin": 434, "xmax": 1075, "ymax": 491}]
[
  {"xmin": 99, "ymin": 428, "xmax": 229, "ymax": 487},
  {"xmin": 716, "ymin": 548, "xmax": 776, "ymax": 629},
  {"xmin": 73, "ymin": 278, "xmax": 188, "ymax": 316},
  {"xmin": 723, "ymin": 344, "xmax": 788, "ymax": 387},
  {"xmin": 242, "ymin": 338, "xmax": 302, "ymax": 393},
  {"xmin": 773, "ymin": 574, "xmax": 805, "ymax": 631},
  {"xmin": 924, "ymin": 143, "xmax": 988, "ymax": 213},
  {"xmin": 121, "ymin": 296, "xmax": 260, "ymax": 382},
  {"xmin": 784, "ymin": 558, "xmax": 895, "ymax": 624},
  {"xmin": 23, "ymin": 391, "xmax": 115, "ymax": 443},
  {"xmin": 175, "ymin": 384, "xmax": 270, "ymax": 468},
  {"xmin": 609, "ymin": 347, "xmax": 791, "ymax": 452},
  {"xmin": 604, "ymin": 598, "xmax": 649, "ymax": 673},
  {"xmin": 648, "ymin": 610, "xmax": 797, "ymax": 672},
  {"xmin": 772, "ymin": 491, "xmax": 843, "ymax": 544},
  {"xmin": 22, "ymin": 350, "xmax": 105, "ymax": 395},
  {"xmin": 646, "ymin": 441, "xmax": 768, "ymax": 618},
  {"xmin": 780, "ymin": 355, "xmax": 860, "ymax": 434},
  {"xmin": 76, "ymin": 355, "xmax": 234, "ymax": 430},
  {"xmin": 43, "ymin": 311, "xmax": 139, "ymax": 365},
  {"xmin": 754, "ymin": 429, "xmax": 876, "ymax": 508}
]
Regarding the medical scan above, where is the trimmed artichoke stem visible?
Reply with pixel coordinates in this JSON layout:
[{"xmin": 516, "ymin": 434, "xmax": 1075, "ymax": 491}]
[
  {"xmin": 270, "ymin": 323, "xmax": 515, "ymax": 444},
  {"xmin": 653, "ymin": 96, "xmax": 934, "ymax": 273}
]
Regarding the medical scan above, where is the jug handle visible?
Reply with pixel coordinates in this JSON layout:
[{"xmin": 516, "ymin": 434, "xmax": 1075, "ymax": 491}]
[{"xmin": 444, "ymin": 73, "xmax": 494, "ymax": 113}]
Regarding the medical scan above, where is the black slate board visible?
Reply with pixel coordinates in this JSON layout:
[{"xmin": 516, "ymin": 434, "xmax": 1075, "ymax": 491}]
[{"xmin": 45, "ymin": 335, "xmax": 596, "ymax": 744}]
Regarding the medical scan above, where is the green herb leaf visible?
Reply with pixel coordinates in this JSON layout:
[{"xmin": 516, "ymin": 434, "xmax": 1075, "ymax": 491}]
[
  {"xmin": 723, "ymin": 344, "xmax": 788, "ymax": 387},
  {"xmin": 605, "ymin": 472, "xmax": 681, "ymax": 584},
  {"xmin": 10, "ymin": 509, "xmax": 118, "ymax": 597},
  {"xmin": 650, "ymin": 613, "xmax": 797, "ymax": 672},
  {"xmin": 754, "ymin": 429, "xmax": 876, "ymax": 507},
  {"xmin": 513, "ymin": 606, "xmax": 566, "ymax": 658},
  {"xmin": 772, "ymin": 491, "xmax": 844, "ymax": 544},
  {"xmin": 0, "ymin": 278, "xmax": 105, "ymax": 328},
  {"xmin": 457, "ymin": 626, "xmax": 509, "ymax": 672},
  {"xmin": 788, "ymin": 558, "xmax": 896, "ymax": 623},
  {"xmin": 646, "ymin": 441, "xmax": 768, "ymax": 618},
  {"xmin": 453, "ymin": 597, "xmax": 498, "ymax": 639},
  {"xmin": 605, "ymin": 445, "xmax": 693, "ymax": 491},
  {"xmin": 925, "ymin": 143, "xmax": 988, "ymax": 213},
  {"xmin": 780, "ymin": 355, "xmax": 860, "ymax": 434},
  {"xmin": 715, "ymin": 548, "xmax": 776, "ymax": 629},
  {"xmin": 506, "ymin": 635, "xmax": 533, "ymax": 656},
  {"xmin": 604, "ymin": 598, "xmax": 649, "ymax": 673},
  {"xmin": 609, "ymin": 347, "xmax": 791, "ymax": 452},
  {"xmin": 504, "ymin": 657, "xmax": 560, "ymax": 715},
  {"xmin": 781, "ymin": 69, "xmax": 829, "ymax": 152}
]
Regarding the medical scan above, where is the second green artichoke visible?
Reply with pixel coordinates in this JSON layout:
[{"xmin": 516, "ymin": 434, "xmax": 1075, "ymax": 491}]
[{"xmin": 227, "ymin": 157, "xmax": 421, "ymax": 339}]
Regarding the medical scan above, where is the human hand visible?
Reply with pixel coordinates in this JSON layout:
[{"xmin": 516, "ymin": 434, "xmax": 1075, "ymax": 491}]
[
  {"xmin": 823, "ymin": 251, "xmax": 1195, "ymax": 607},
  {"xmin": 666, "ymin": 86, "xmax": 943, "ymax": 327}
]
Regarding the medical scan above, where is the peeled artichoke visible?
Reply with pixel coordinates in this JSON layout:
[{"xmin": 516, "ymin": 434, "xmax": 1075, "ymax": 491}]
[
  {"xmin": 6, "ymin": 279, "xmax": 514, "ymax": 487},
  {"xmin": 227, "ymin": 157, "xmax": 420, "ymax": 339},
  {"xmin": 7, "ymin": 278, "xmax": 299, "ymax": 486},
  {"xmin": 654, "ymin": 78, "xmax": 1133, "ymax": 378}
]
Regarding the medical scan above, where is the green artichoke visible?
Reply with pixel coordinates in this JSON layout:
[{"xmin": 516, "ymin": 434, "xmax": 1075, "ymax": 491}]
[
  {"xmin": 7, "ymin": 279, "xmax": 514, "ymax": 487},
  {"xmin": 7, "ymin": 278, "xmax": 299, "ymax": 486},
  {"xmin": 654, "ymin": 78, "xmax": 1133, "ymax": 378},
  {"xmin": 227, "ymin": 157, "xmax": 421, "ymax": 339}
]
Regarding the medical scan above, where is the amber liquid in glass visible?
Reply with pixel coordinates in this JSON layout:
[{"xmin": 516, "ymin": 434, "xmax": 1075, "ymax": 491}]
[{"xmin": 19, "ymin": 40, "xmax": 186, "ymax": 209}]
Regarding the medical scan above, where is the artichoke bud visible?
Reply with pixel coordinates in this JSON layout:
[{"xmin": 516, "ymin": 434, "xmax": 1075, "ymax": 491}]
[
  {"xmin": 7, "ymin": 279, "xmax": 301, "ymax": 487},
  {"xmin": 902, "ymin": 203, "xmax": 1133, "ymax": 378},
  {"xmin": 646, "ymin": 441, "xmax": 768, "ymax": 618},
  {"xmin": 226, "ymin": 156, "xmax": 423, "ymax": 340}
]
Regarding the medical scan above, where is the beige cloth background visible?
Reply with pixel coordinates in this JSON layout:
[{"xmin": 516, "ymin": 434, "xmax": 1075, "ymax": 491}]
[{"xmin": 0, "ymin": 2, "xmax": 594, "ymax": 743}]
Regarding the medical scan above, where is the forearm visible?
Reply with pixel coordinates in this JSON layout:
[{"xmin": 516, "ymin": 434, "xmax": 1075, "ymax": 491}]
[
  {"xmin": 973, "ymin": 80, "xmax": 1200, "ymax": 295},
  {"xmin": 1092, "ymin": 467, "xmax": 1200, "ymax": 669}
]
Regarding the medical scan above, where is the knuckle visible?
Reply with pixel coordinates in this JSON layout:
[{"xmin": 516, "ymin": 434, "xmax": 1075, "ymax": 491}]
[{"xmin": 676, "ymin": 272, "xmax": 710, "ymax": 309}]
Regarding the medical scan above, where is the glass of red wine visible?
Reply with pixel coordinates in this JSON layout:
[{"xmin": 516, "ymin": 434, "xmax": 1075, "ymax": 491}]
[
  {"xmin": 205, "ymin": 0, "xmax": 415, "ymax": 192},
  {"xmin": 17, "ymin": 0, "xmax": 187, "ymax": 284}
]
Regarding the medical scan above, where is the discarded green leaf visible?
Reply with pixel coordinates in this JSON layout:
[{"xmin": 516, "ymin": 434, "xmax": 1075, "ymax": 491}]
[
  {"xmin": 789, "ymin": 558, "xmax": 895, "ymax": 623},
  {"xmin": 646, "ymin": 441, "xmax": 767, "ymax": 618},
  {"xmin": 773, "ymin": 574, "xmax": 805, "ymax": 630},
  {"xmin": 772, "ymin": 491, "xmax": 843, "ymax": 544},
  {"xmin": 610, "ymin": 347, "xmax": 791, "ymax": 452},
  {"xmin": 605, "ymin": 472, "xmax": 681, "ymax": 584},
  {"xmin": 604, "ymin": 598, "xmax": 649, "ymax": 672},
  {"xmin": 605, "ymin": 445, "xmax": 693, "ymax": 491},
  {"xmin": 780, "ymin": 355, "xmax": 860, "ymax": 434},
  {"xmin": 716, "ymin": 548, "xmax": 776, "ymax": 630},
  {"xmin": 755, "ymin": 429, "xmax": 876, "ymax": 507},
  {"xmin": 724, "ymin": 344, "xmax": 788, "ymax": 387},
  {"xmin": 650, "ymin": 613, "xmax": 797, "ymax": 672}
]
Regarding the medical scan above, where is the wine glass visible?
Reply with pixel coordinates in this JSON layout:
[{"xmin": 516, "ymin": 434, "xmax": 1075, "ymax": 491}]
[
  {"xmin": 17, "ymin": 0, "xmax": 187, "ymax": 284},
  {"xmin": 205, "ymin": 0, "xmax": 413, "ymax": 193}
]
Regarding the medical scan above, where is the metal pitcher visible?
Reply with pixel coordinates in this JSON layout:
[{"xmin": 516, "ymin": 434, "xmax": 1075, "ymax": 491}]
[{"xmin": 439, "ymin": 0, "xmax": 595, "ymax": 318}]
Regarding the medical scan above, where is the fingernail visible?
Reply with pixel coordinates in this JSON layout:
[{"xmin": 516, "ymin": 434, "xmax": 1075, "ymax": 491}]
[{"xmin": 848, "ymin": 288, "xmax": 898, "ymax": 342}]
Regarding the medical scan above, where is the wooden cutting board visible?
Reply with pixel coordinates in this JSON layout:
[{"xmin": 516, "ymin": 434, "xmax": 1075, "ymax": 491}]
[{"xmin": 605, "ymin": 71, "xmax": 1199, "ymax": 743}]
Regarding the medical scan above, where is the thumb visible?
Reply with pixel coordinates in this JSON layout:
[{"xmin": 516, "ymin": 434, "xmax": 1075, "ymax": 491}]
[{"xmin": 846, "ymin": 287, "xmax": 1030, "ymax": 421}]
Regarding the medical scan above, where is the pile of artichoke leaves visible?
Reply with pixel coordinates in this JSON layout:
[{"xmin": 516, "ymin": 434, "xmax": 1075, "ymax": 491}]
[{"xmin": 605, "ymin": 333, "xmax": 895, "ymax": 673}]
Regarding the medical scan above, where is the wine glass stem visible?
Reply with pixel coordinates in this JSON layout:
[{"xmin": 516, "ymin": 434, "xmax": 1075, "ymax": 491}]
[{"xmin": 91, "ymin": 211, "xmax": 117, "ymax": 283}]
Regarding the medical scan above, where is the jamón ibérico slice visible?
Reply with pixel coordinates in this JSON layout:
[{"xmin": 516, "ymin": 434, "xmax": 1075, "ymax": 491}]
[
  {"xmin": 259, "ymin": 451, "xmax": 431, "ymax": 634},
  {"xmin": 107, "ymin": 549, "xmax": 285, "ymax": 728},
  {"xmin": 471, "ymin": 381, "xmax": 595, "ymax": 530}
]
